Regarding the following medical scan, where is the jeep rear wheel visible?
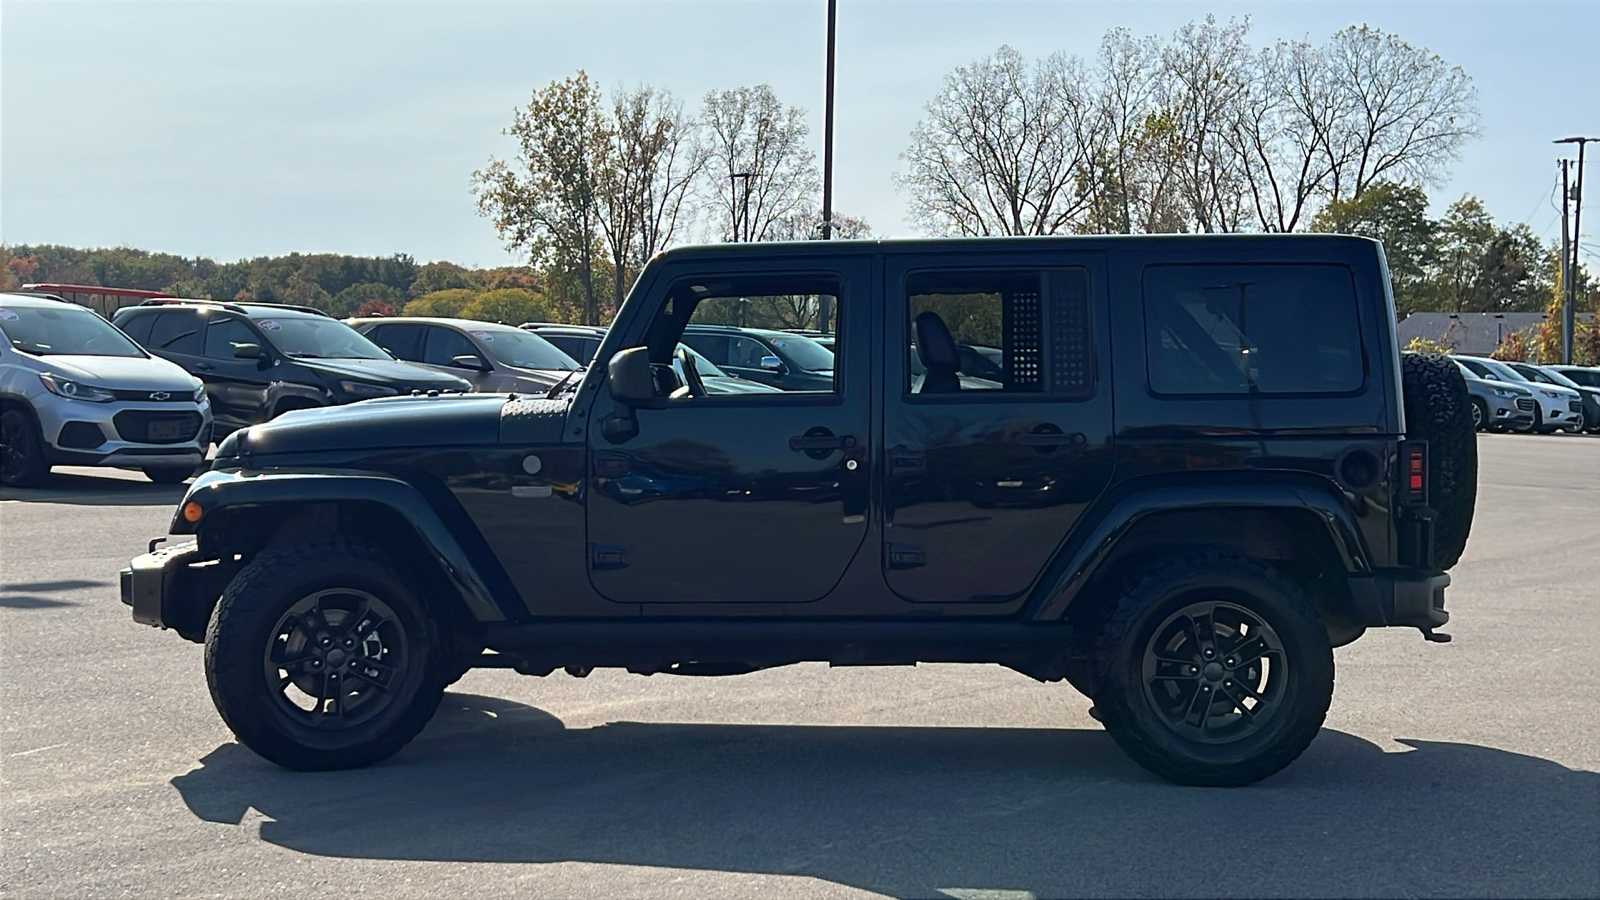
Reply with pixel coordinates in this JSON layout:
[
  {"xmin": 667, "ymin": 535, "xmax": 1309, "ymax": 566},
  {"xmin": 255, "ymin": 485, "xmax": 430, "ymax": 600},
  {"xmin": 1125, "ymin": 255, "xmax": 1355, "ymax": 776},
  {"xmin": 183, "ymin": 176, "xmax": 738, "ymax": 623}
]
[
  {"xmin": 204, "ymin": 539, "xmax": 447, "ymax": 770},
  {"xmin": 1094, "ymin": 553, "xmax": 1333, "ymax": 787}
]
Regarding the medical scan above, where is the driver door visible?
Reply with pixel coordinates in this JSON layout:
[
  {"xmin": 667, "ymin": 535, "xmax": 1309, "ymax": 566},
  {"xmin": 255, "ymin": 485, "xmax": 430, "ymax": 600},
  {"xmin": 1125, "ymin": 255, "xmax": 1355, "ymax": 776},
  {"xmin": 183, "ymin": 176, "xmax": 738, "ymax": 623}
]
[{"xmin": 584, "ymin": 258, "xmax": 872, "ymax": 604}]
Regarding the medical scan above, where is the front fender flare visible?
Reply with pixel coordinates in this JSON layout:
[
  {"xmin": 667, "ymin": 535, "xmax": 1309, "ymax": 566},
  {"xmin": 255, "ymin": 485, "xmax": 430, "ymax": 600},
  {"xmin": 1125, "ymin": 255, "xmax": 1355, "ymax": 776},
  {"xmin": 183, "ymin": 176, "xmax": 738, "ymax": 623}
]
[
  {"xmin": 171, "ymin": 468, "xmax": 507, "ymax": 622},
  {"xmin": 1028, "ymin": 476, "xmax": 1374, "ymax": 621}
]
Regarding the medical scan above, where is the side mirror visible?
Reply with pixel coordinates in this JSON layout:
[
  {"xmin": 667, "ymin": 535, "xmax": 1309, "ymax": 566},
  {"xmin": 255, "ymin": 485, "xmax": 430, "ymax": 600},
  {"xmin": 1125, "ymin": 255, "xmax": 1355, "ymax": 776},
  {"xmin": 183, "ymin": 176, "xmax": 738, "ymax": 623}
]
[
  {"xmin": 759, "ymin": 355, "xmax": 784, "ymax": 372},
  {"xmin": 451, "ymin": 353, "xmax": 488, "ymax": 371},
  {"xmin": 232, "ymin": 343, "xmax": 263, "ymax": 360},
  {"xmin": 607, "ymin": 346, "xmax": 655, "ymax": 405}
]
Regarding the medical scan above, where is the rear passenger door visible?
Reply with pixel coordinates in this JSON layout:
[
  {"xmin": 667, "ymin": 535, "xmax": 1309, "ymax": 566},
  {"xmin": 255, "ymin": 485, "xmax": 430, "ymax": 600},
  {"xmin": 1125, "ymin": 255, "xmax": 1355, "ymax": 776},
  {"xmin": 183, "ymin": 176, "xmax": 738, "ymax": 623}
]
[{"xmin": 879, "ymin": 253, "xmax": 1115, "ymax": 603}]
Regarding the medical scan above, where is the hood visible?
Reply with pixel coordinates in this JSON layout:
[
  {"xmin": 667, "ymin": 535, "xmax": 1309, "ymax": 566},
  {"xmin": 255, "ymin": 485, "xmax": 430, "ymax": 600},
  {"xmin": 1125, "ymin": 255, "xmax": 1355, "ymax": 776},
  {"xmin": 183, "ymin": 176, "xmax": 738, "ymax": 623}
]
[
  {"xmin": 34, "ymin": 354, "xmax": 200, "ymax": 391},
  {"xmin": 298, "ymin": 357, "xmax": 473, "ymax": 390},
  {"xmin": 235, "ymin": 393, "xmax": 507, "ymax": 456}
]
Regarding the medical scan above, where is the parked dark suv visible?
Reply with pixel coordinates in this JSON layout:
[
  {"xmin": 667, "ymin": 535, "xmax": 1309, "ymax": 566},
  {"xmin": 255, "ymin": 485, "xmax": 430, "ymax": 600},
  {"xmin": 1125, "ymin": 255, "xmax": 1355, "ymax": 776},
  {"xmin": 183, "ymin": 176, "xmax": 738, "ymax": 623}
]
[
  {"xmin": 123, "ymin": 236, "xmax": 1475, "ymax": 787},
  {"xmin": 113, "ymin": 300, "xmax": 472, "ymax": 436}
]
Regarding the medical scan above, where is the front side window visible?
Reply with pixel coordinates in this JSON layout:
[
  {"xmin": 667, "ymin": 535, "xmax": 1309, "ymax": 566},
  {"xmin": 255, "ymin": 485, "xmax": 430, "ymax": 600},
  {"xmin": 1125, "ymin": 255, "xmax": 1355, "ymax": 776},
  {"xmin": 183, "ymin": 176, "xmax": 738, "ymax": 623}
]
[
  {"xmin": 672, "ymin": 276, "xmax": 841, "ymax": 394},
  {"xmin": 422, "ymin": 327, "xmax": 476, "ymax": 366},
  {"xmin": 203, "ymin": 317, "xmax": 259, "ymax": 359},
  {"xmin": 0, "ymin": 304, "xmax": 146, "ymax": 357},
  {"xmin": 1144, "ymin": 264, "xmax": 1363, "ymax": 396}
]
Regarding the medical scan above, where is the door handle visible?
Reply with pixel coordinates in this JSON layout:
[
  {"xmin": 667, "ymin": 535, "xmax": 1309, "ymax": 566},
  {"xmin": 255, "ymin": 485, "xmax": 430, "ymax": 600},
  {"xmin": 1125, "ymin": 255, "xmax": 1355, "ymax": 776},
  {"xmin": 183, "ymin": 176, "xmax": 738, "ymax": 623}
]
[
  {"xmin": 1013, "ymin": 427, "xmax": 1086, "ymax": 448},
  {"xmin": 789, "ymin": 433, "xmax": 857, "ymax": 451},
  {"xmin": 890, "ymin": 446, "xmax": 927, "ymax": 472},
  {"xmin": 194, "ymin": 362, "xmax": 215, "ymax": 372}
]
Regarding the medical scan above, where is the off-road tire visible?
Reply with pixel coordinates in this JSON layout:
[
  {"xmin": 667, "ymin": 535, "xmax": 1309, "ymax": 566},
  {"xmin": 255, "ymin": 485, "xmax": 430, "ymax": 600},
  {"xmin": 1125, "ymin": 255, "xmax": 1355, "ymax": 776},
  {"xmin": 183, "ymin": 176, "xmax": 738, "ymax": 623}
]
[
  {"xmin": 1093, "ymin": 552, "xmax": 1334, "ymax": 787},
  {"xmin": 1400, "ymin": 353, "xmax": 1476, "ymax": 570},
  {"xmin": 205, "ymin": 538, "xmax": 448, "ymax": 770},
  {"xmin": 0, "ymin": 409, "xmax": 50, "ymax": 488},
  {"xmin": 142, "ymin": 465, "xmax": 195, "ymax": 484}
]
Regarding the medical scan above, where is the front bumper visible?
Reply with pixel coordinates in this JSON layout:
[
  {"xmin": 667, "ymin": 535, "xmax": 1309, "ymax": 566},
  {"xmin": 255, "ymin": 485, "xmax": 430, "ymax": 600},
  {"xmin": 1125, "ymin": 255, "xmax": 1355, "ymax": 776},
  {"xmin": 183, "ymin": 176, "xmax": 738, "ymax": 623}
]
[
  {"xmin": 40, "ymin": 398, "xmax": 212, "ymax": 468},
  {"xmin": 1349, "ymin": 570, "xmax": 1450, "ymax": 631},
  {"xmin": 120, "ymin": 540, "xmax": 201, "ymax": 629}
]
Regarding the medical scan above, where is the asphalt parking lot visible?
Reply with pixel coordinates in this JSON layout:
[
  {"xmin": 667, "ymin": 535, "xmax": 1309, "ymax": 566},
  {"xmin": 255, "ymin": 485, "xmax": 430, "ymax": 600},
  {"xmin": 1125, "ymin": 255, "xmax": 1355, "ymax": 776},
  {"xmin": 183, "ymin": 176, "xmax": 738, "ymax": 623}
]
[{"xmin": 2, "ymin": 433, "xmax": 1597, "ymax": 900}]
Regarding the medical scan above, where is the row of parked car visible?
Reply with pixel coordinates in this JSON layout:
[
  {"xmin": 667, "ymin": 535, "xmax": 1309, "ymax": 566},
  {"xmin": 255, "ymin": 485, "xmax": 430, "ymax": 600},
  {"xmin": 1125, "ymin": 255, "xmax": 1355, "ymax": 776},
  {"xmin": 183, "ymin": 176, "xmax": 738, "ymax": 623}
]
[
  {"xmin": 1452, "ymin": 355, "xmax": 1600, "ymax": 435},
  {"xmin": 4, "ymin": 290, "xmax": 1593, "ymax": 489},
  {"xmin": 0, "ymin": 293, "xmax": 841, "ymax": 487}
]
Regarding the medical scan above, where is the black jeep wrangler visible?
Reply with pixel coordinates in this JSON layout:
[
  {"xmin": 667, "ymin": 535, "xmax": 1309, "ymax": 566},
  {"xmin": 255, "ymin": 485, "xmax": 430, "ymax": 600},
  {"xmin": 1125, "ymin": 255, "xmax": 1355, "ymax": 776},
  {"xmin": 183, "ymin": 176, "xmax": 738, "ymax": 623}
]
[{"xmin": 122, "ymin": 236, "xmax": 1476, "ymax": 786}]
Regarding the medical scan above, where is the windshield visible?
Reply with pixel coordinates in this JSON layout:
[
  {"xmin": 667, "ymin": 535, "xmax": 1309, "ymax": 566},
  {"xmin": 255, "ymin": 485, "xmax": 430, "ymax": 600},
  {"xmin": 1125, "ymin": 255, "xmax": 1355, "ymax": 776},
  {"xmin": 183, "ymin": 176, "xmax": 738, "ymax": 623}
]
[
  {"xmin": 765, "ymin": 333, "xmax": 834, "ymax": 373},
  {"xmin": 1529, "ymin": 366, "xmax": 1583, "ymax": 390},
  {"xmin": 1558, "ymin": 367, "xmax": 1600, "ymax": 387},
  {"xmin": 256, "ymin": 315, "xmax": 391, "ymax": 360},
  {"xmin": 0, "ymin": 304, "xmax": 145, "ymax": 357},
  {"xmin": 475, "ymin": 329, "xmax": 581, "ymax": 370}
]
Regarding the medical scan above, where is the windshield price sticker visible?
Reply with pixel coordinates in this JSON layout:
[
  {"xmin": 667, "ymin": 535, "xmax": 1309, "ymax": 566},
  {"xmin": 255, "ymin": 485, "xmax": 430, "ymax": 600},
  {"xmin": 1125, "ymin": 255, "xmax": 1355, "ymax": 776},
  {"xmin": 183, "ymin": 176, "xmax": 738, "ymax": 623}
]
[
  {"xmin": 0, "ymin": 309, "xmax": 18, "ymax": 320},
  {"xmin": 258, "ymin": 319, "xmax": 282, "ymax": 331},
  {"xmin": 472, "ymin": 331, "xmax": 493, "ymax": 341}
]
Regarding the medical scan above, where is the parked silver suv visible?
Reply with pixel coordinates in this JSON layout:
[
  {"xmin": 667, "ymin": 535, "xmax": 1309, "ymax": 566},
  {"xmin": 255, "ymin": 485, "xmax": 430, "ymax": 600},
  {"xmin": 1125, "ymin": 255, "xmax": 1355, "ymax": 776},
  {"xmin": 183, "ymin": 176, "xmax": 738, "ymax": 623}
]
[{"xmin": 0, "ymin": 293, "xmax": 211, "ymax": 486}]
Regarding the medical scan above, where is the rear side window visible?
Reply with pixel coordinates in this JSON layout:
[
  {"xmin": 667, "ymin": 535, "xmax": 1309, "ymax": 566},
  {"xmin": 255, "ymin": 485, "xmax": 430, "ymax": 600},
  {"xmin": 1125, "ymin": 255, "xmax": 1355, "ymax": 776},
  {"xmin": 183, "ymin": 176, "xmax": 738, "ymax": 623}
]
[
  {"xmin": 1144, "ymin": 264, "xmax": 1363, "ymax": 396},
  {"xmin": 366, "ymin": 323, "xmax": 426, "ymax": 361},
  {"xmin": 147, "ymin": 310, "xmax": 202, "ymax": 355}
]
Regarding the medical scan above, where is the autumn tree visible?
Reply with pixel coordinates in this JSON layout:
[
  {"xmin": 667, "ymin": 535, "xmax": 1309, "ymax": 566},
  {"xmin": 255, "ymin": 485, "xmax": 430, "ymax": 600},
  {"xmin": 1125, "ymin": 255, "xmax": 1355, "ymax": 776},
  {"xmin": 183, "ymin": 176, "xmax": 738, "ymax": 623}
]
[
  {"xmin": 474, "ymin": 72, "xmax": 607, "ymax": 324},
  {"xmin": 595, "ymin": 85, "xmax": 703, "ymax": 312},
  {"xmin": 701, "ymin": 85, "xmax": 819, "ymax": 241},
  {"xmin": 1310, "ymin": 182, "xmax": 1437, "ymax": 316}
]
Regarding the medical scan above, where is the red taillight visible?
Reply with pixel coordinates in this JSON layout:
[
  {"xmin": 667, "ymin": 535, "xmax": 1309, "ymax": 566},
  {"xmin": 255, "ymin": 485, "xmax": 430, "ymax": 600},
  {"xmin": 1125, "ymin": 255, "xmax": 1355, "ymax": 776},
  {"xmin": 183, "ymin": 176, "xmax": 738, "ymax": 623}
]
[{"xmin": 1402, "ymin": 442, "xmax": 1429, "ymax": 505}]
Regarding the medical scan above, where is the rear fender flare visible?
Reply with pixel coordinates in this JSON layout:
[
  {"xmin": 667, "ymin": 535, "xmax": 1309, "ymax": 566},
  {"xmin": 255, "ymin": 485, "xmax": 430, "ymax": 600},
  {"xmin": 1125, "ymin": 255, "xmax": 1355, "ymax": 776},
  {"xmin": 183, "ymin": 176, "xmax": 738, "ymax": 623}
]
[
  {"xmin": 1029, "ymin": 476, "xmax": 1373, "ymax": 621},
  {"xmin": 172, "ymin": 469, "xmax": 508, "ymax": 622}
]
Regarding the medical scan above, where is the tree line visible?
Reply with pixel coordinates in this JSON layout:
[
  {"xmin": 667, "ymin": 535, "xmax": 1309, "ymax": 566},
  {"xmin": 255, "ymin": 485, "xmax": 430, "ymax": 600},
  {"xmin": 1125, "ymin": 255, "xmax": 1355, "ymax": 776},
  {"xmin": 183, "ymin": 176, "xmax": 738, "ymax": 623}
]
[{"xmin": 4, "ymin": 16, "xmax": 1594, "ymax": 330}]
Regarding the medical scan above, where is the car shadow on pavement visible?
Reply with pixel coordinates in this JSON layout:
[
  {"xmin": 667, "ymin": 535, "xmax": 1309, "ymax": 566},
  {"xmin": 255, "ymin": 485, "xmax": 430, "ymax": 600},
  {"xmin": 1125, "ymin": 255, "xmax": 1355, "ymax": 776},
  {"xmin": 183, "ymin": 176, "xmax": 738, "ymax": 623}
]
[
  {"xmin": 0, "ymin": 471, "xmax": 187, "ymax": 506},
  {"xmin": 0, "ymin": 579, "xmax": 107, "ymax": 609},
  {"xmin": 170, "ymin": 692, "xmax": 1599, "ymax": 899}
]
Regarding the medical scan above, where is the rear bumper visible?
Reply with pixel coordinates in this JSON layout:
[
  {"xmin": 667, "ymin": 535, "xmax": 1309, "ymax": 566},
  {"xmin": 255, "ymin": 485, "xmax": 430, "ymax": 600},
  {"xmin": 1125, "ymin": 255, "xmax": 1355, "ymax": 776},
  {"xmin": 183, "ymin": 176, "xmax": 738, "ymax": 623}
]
[{"xmin": 1349, "ymin": 570, "xmax": 1450, "ymax": 630}]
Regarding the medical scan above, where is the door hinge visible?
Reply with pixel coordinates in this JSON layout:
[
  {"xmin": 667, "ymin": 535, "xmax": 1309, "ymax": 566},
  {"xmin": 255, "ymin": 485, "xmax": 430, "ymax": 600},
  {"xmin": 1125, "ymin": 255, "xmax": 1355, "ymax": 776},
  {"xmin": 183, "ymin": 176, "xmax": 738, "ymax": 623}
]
[
  {"xmin": 887, "ymin": 543, "xmax": 927, "ymax": 569},
  {"xmin": 591, "ymin": 545, "xmax": 629, "ymax": 570}
]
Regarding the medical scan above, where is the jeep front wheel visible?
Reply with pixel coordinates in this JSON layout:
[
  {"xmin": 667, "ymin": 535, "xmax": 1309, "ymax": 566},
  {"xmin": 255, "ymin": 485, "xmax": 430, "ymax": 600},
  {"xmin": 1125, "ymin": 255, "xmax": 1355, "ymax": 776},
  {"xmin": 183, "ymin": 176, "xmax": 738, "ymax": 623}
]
[
  {"xmin": 1094, "ymin": 553, "xmax": 1333, "ymax": 787},
  {"xmin": 204, "ymin": 539, "xmax": 447, "ymax": 770}
]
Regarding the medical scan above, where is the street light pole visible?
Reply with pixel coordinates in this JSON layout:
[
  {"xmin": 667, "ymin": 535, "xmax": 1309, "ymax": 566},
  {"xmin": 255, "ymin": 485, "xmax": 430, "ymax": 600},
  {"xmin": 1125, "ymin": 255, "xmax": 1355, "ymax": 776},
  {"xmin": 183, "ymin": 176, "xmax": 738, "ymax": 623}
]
[
  {"xmin": 820, "ymin": 0, "xmax": 837, "ymax": 241},
  {"xmin": 1560, "ymin": 160, "xmax": 1572, "ymax": 363},
  {"xmin": 1555, "ymin": 136, "xmax": 1595, "ymax": 364},
  {"xmin": 729, "ymin": 171, "xmax": 756, "ymax": 242}
]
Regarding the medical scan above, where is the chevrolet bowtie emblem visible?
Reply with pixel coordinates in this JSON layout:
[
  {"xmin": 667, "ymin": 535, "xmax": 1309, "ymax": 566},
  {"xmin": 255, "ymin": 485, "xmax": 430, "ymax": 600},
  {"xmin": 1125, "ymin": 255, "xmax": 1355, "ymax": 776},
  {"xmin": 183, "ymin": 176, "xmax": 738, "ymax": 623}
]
[{"xmin": 150, "ymin": 391, "xmax": 170, "ymax": 401}]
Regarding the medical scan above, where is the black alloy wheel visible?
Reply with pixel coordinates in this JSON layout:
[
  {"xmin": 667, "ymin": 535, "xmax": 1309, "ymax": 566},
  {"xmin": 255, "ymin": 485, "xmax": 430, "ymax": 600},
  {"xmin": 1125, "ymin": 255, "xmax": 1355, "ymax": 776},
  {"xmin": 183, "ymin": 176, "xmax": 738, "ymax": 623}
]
[
  {"xmin": 1140, "ymin": 601, "xmax": 1287, "ymax": 744},
  {"xmin": 264, "ymin": 588, "xmax": 409, "ymax": 729},
  {"xmin": 205, "ymin": 539, "xmax": 447, "ymax": 770},
  {"xmin": 1093, "ymin": 552, "xmax": 1334, "ymax": 787},
  {"xmin": 0, "ymin": 409, "xmax": 49, "ymax": 487}
]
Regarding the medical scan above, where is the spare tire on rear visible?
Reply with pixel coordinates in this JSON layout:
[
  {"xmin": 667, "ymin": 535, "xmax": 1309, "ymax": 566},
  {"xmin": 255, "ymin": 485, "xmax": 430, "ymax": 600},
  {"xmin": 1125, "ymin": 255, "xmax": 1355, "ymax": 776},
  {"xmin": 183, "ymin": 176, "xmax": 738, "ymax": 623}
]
[{"xmin": 1400, "ymin": 352, "xmax": 1477, "ymax": 570}]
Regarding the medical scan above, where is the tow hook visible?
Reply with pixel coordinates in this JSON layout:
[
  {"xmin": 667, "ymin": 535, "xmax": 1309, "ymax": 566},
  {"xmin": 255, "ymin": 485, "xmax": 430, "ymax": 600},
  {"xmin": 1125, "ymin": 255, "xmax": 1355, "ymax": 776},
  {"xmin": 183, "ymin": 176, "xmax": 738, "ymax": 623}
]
[
  {"xmin": 148, "ymin": 537, "xmax": 167, "ymax": 553},
  {"xmin": 1420, "ymin": 628, "xmax": 1452, "ymax": 643}
]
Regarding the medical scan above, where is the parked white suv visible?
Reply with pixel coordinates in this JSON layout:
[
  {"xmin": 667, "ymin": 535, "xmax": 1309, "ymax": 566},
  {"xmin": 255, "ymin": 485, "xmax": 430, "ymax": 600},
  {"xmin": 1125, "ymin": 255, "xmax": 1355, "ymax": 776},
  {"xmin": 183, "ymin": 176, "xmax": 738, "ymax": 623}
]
[{"xmin": 0, "ymin": 293, "xmax": 212, "ymax": 486}]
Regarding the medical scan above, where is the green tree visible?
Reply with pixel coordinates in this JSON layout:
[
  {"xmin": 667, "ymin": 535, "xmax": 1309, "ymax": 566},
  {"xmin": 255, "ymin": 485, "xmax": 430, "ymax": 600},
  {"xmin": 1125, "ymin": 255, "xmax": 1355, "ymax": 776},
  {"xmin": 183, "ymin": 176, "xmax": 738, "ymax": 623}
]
[
  {"xmin": 409, "ymin": 261, "xmax": 482, "ymax": 298},
  {"xmin": 458, "ymin": 288, "xmax": 548, "ymax": 325},
  {"xmin": 403, "ymin": 289, "xmax": 477, "ymax": 318},
  {"xmin": 1310, "ymin": 182, "xmax": 1437, "ymax": 316},
  {"xmin": 474, "ymin": 72, "xmax": 606, "ymax": 324}
]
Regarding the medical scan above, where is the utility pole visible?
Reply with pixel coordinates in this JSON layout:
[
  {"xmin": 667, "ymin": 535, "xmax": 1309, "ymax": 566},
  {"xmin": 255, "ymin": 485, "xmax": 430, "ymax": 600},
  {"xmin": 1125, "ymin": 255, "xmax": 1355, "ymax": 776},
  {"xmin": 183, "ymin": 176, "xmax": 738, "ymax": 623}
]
[
  {"xmin": 729, "ymin": 172, "xmax": 756, "ymax": 242},
  {"xmin": 814, "ymin": 0, "xmax": 839, "ymax": 333},
  {"xmin": 820, "ymin": 0, "xmax": 837, "ymax": 241},
  {"xmin": 1560, "ymin": 159, "xmax": 1572, "ymax": 363},
  {"xmin": 1555, "ymin": 136, "xmax": 1595, "ymax": 364}
]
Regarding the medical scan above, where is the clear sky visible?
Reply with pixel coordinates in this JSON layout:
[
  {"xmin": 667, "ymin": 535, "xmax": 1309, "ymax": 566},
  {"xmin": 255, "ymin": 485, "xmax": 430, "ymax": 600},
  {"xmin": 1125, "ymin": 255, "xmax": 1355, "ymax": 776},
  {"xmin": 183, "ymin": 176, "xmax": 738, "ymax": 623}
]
[{"xmin": 3, "ymin": 0, "xmax": 1597, "ymax": 268}]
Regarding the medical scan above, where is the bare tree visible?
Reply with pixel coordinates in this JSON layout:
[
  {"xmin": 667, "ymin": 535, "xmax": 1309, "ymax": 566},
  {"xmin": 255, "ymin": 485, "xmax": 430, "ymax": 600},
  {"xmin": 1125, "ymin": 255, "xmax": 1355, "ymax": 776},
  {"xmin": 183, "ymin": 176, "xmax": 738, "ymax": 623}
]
[
  {"xmin": 474, "ymin": 72, "xmax": 605, "ymax": 324},
  {"xmin": 899, "ymin": 45, "xmax": 1096, "ymax": 236},
  {"xmin": 1158, "ymin": 16, "xmax": 1253, "ymax": 233},
  {"xmin": 701, "ymin": 85, "xmax": 819, "ymax": 242},
  {"xmin": 595, "ymin": 85, "xmax": 704, "ymax": 312},
  {"xmin": 1322, "ymin": 26, "xmax": 1481, "ymax": 201}
]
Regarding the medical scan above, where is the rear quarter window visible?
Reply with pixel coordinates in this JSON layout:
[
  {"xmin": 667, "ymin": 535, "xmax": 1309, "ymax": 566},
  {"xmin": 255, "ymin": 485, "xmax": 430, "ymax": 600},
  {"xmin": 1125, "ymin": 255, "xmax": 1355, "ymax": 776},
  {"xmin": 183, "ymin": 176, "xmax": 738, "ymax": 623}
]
[{"xmin": 1144, "ymin": 264, "xmax": 1363, "ymax": 396}]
